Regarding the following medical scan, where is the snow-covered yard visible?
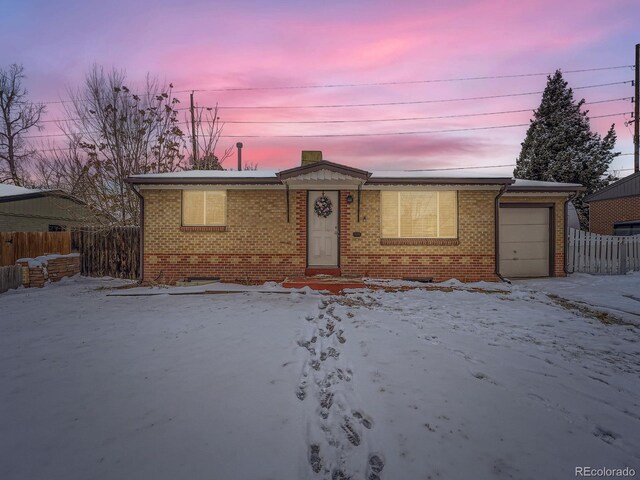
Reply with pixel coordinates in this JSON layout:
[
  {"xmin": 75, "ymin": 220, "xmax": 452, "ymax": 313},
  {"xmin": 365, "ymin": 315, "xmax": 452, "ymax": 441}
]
[{"xmin": 1, "ymin": 275, "xmax": 639, "ymax": 480}]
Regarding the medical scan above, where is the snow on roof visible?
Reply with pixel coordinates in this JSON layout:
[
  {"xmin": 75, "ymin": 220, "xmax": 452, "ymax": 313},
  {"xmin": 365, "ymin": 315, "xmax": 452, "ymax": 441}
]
[
  {"xmin": 129, "ymin": 170, "xmax": 280, "ymax": 179},
  {"xmin": 370, "ymin": 170, "xmax": 510, "ymax": 179},
  {"xmin": 0, "ymin": 184, "xmax": 44, "ymax": 198},
  {"xmin": 127, "ymin": 167, "xmax": 583, "ymax": 187},
  {"xmin": 128, "ymin": 168, "xmax": 512, "ymax": 180},
  {"xmin": 511, "ymin": 179, "xmax": 583, "ymax": 188}
]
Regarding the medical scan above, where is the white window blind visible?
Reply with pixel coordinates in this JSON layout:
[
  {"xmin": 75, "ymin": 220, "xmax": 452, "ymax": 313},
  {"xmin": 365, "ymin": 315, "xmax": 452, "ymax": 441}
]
[
  {"xmin": 182, "ymin": 190, "xmax": 227, "ymax": 226},
  {"xmin": 381, "ymin": 191, "xmax": 457, "ymax": 238}
]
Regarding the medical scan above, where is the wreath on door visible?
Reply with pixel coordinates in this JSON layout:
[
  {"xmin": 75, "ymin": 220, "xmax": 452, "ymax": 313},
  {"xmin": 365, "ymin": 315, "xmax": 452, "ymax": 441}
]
[{"xmin": 314, "ymin": 193, "xmax": 333, "ymax": 218}]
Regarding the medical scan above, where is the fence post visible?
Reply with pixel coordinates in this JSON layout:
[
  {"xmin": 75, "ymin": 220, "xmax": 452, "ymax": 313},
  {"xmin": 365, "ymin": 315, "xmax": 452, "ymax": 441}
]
[
  {"xmin": 619, "ymin": 237, "xmax": 627, "ymax": 275},
  {"xmin": 567, "ymin": 228, "xmax": 574, "ymax": 273}
]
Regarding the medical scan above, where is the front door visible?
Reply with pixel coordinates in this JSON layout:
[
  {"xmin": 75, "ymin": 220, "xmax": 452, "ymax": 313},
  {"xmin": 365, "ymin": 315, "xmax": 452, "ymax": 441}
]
[{"xmin": 307, "ymin": 191, "xmax": 339, "ymax": 267}]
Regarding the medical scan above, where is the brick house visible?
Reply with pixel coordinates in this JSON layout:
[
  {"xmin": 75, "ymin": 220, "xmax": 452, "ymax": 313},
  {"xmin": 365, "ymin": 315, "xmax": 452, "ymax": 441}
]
[
  {"xmin": 585, "ymin": 171, "xmax": 640, "ymax": 235},
  {"xmin": 126, "ymin": 153, "xmax": 584, "ymax": 284}
]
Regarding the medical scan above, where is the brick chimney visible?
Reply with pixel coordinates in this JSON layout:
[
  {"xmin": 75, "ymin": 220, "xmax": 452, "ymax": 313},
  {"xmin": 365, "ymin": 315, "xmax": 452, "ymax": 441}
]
[{"xmin": 301, "ymin": 150, "xmax": 322, "ymax": 166}]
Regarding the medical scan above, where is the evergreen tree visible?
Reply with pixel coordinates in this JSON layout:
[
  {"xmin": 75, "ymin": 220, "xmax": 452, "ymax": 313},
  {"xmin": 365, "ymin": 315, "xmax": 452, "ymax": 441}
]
[{"xmin": 514, "ymin": 70, "xmax": 619, "ymax": 228}]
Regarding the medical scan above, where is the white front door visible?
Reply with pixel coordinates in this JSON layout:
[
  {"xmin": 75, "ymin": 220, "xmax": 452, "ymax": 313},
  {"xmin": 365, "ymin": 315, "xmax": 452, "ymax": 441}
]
[{"xmin": 308, "ymin": 191, "xmax": 339, "ymax": 267}]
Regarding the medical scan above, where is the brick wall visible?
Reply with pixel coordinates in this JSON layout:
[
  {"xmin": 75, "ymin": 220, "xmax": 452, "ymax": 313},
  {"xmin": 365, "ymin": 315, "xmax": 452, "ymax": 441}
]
[
  {"xmin": 340, "ymin": 190, "xmax": 500, "ymax": 282},
  {"xmin": 16, "ymin": 254, "xmax": 80, "ymax": 288},
  {"xmin": 589, "ymin": 196, "xmax": 640, "ymax": 235},
  {"xmin": 142, "ymin": 189, "xmax": 306, "ymax": 284},
  {"xmin": 500, "ymin": 195, "xmax": 567, "ymax": 277},
  {"xmin": 142, "ymin": 188, "xmax": 570, "ymax": 284}
]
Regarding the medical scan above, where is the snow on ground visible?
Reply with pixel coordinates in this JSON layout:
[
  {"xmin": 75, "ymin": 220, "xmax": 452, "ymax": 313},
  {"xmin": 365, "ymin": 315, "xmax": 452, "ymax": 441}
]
[
  {"xmin": 516, "ymin": 272, "xmax": 640, "ymax": 325},
  {"xmin": 1, "ymin": 275, "xmax": 639, "ymax": 480}
]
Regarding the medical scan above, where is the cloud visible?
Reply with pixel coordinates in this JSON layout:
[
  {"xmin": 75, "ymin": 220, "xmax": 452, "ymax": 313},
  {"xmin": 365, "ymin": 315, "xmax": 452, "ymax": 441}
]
[{"xmin": 2, "ymin": 0, "xmax": 636, "ymax": 171}]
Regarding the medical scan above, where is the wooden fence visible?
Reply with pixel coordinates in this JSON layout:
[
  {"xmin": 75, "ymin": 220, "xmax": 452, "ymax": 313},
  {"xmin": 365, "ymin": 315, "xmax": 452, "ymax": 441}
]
[
  {"xmin": 72, "ymin": 227, "xmax": 140, "ymax": 279},
  {"xmin": 567, "ymin": 228, "xmax": 640, "ymax": 274},
  {"xmin": 0, "ymin": 231, "xmax": 71, "ymax": 267},
  {"xmin": 0, "ymin": 265, "xmax": 22, "ymax": 293}
]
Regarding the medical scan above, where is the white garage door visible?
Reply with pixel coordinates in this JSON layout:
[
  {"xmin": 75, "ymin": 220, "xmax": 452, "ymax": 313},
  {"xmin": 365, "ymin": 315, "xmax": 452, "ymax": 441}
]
[{"xmin": 499, "ymin": 207, "xmax": 550, "ymax": 278}]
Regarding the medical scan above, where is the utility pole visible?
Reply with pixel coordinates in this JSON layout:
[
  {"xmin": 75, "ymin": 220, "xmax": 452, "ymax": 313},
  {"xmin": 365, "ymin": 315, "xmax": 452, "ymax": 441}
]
[
  {"xmin": 634, "ymin": 43, "xmax": 639, "ymax": 173},
  {"xmin": 190, "ymin": 91, "xmax": 198, "ymax": 168}
]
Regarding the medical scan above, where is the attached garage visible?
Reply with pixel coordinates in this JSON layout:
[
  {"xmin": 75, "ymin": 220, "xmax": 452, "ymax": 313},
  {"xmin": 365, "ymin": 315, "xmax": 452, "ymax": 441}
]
[{"xmin": 499, "ymin": 205, "xmax": 552, "ymax": 278}]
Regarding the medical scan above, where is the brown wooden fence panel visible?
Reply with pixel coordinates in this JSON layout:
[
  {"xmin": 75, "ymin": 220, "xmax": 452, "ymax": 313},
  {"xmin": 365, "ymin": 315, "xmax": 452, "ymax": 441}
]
[
  {"xmin": 72, "ymin": 227, "xmax": 140, "ymax": 280},
  {"xmin": 0, "ymin": 231, "xmax": 71, "ymax": 266},
  {"xmin": 0, "ymin": 265, "xmax": 22, "ymax": 293}
]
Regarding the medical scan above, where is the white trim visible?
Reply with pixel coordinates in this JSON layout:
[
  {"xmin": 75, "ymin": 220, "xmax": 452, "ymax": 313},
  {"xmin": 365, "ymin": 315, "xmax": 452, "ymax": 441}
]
[
  {"xmin": 363, "ymin": 184, "xmax": 502, "ymax": 191},
  {"xmin": 283, "ymin": 177, "xmax": 364, "ymax": 189},
  {"xmin": 140, "ymin": 184, "xmax": 285, "ymax": 190},
  {"xmin": 502, "ymin": 192, "xmax": 570, "ymax": 198},
  {"xmin": 287, "ymin": 169, "xmax": 361, "ymax": 182},
  {"xmin": 140, "ymin": 183, "xmax": 504, "ymax": 192}
]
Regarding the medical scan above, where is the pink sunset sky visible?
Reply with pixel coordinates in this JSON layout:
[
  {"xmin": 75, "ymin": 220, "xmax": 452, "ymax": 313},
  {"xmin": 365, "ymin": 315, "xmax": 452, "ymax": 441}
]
[{"xmin": 2, "ymin": 0, "xmax": 638, "ymax": 174}]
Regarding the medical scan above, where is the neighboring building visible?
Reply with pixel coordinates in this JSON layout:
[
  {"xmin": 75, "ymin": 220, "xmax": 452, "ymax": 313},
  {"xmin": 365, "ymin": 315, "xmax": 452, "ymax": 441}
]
[
  {"xmin": 0, "ymin": 184, "xmax": 98, "ymax": 232},
  {"xmin": 585, "ymin": 171, "xmax": 640, "ymax": 235},
  {"xmin": 126, "ymin": 152, "xmax": 584, "ymax": 284}
]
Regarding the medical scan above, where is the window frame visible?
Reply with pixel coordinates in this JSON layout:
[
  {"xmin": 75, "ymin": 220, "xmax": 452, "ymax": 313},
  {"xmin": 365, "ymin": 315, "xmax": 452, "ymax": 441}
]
[
  {"xmin": 380, "ymin": 190, "xmax": 458, "ymax": 239},
  {"xmin": 181, "ymin": 190, "xmax": 227, "ymax": 227}
]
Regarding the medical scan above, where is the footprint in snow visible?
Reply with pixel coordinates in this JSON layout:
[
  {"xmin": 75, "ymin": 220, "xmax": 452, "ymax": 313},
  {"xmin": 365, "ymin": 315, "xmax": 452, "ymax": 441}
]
[
  {"xmin": 296, "ymin": 382, "xmax": 307, "ymax": 401},
  {"xmin": 341, "ymin": 417, "xmax": 361, "ymax": 446},
  {"xmin": 471, "ymin": 371, "xmax": 498, "ymax": 385},
  {"xmin": 593, "ymin": 426, "xmax": 618, "ymax": 444},
  {"xmin": 367, "ymin": 454, "xmax": 385, "ymax": 480},
  {"xmin": 320, "ymin": 391, "xmax": 334, "ymax": 413},
  {"xmin": 320, "ymin": 347, "xmax": 340, "ymax": 361},
  {"xmin": 352, "ymin": 410, "xmax": 374, "ymax": 429},
  {"xmin": 332, "ymin": 469, "xmax": 348, "ymax": 480},
  {"xmin": 335, "ymin": 368, "xmax": 352, "ymax": 382},
  {"xmin": 308, "ymin": 444, "xmax": 322, "ymax": 473}
]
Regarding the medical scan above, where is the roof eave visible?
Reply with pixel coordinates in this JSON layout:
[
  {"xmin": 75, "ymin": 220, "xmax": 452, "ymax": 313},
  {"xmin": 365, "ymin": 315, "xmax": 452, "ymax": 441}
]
[
  {"xmin": 367, "ymin": 177, "xmax": 515, "ymax": 186},
  {"xmin": 507, "ymin": 185, "xmax": 586, "ymax": 193},
  {"xmin": 0, "ymin": 190, "xmax": 87, "ymax": 205},
  {"xmin": 583, "ymin": 171, "xmax": 640, "ymax": 202},
  {"xmin": 125, "ymin": 177, "xmax": 281, "ymax": 185}
]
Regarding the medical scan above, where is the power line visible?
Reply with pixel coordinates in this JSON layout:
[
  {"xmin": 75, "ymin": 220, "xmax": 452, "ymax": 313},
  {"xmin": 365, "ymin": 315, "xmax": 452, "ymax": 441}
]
[
  {"xmin": 410, "ymin": 163, "xmax": 636, "ymax": 173},
  {"xmin": 33, "ymin": 97, "xmax": 631, "ymax": 125},
  {"xmin": 22, "ymin": 73, "xmax": 634, "ymax": 106},
  {"xmin": 18, "ymin": 111, "xmax": 632, "ymax": 140},
  {"xmin": 407, "ymin": 164, "xmax": 516, "ymax": 171},
  {"xmin": 176, "ymin": 65, "xmax": 634, "ymax": 92},
  {"xmin": 590, "ymin": 112, "xmax": 634, "ymax": 119},
  {"xmin": 221, "ymin": 98, "xmax": 632, "ymax": 124},
  {"xmin": 211, "ymin": 81, "xmax": 633, "ymax": 110},
  {"xmin": 27, "ymin": 140, "xmax": 633, "ymax": 158},
  {"xmin": 21, "ymin": 123, "xmax": 526, "ymax": 139},
  {"xmin": 213, "ymin": 112, "xmax": 629, "ymax": 137}
]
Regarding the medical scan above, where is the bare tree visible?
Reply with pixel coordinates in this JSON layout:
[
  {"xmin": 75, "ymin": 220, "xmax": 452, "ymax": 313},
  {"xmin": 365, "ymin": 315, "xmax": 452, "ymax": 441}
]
[
  {"xmin": 57, "ymin": 65, "xmax": 186, "ymax": 224},
  {"xmin": 0, "ymin": 64, "xmax": 46, "ymax": 185},
  {"xmin": 242, "ymin": 161, "xmax": 259, "ymax": 171},
  {"xmin": 185, "ymin": 104, "xmax": 233, "ymax": 170},
  {"xmin": 35, "ymin": 137, "xmax": 91, "ymax": 196}
]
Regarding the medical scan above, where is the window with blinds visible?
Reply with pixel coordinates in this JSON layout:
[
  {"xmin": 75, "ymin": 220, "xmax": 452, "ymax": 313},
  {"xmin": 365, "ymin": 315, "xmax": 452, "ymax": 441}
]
[
  {"xmin": 182, "ymin": 190, "xmax": 227, "ymax": 226},
  {"xmin": 381, "ymin": 191, "xmax": 457, "ymax": 238}
]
